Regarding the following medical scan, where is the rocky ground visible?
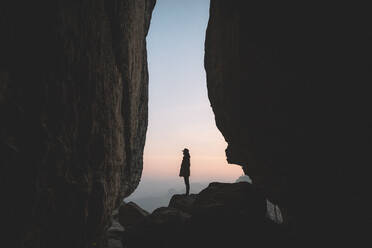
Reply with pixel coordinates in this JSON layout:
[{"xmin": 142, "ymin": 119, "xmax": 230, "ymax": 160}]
[{"xmin": 105, "ymin": 182, "xmax": 290, "ymax": 248}]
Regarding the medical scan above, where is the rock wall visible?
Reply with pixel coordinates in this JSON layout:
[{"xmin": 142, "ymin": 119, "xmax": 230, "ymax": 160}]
[
  {"xmin": 0, "ymin": 0, "xmax": 155, "ymax": 247},
  {"xmin": 205, "ymin": 0, "xmax": 372, "ymax": 243}
]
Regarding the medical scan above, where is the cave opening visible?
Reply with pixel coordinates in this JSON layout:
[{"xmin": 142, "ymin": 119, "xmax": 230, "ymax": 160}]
[
  {"xmin": 2, "ymin": 0, "xmax": 370, "ymax": 247},
  {"xmin": 125, "ymin": 0, "xmax": 242, "ymax": 211},
  {"xmin": 124, "ymin": 0, "xmax": 283, "ymax": 225}
]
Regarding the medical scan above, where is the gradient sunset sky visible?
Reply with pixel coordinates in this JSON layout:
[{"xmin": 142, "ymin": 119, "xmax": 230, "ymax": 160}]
[{"xmin": 138, "ymin": 0, "xmax": 243, "ymax": 188}]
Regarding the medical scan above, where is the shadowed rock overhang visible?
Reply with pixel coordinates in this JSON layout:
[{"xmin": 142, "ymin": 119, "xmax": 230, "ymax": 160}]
[{"xmin": 205, "ymin": 0, "xmax": 372, "ymax": 244}]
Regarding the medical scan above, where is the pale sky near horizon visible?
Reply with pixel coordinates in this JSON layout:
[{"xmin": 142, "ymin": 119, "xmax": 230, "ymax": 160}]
[{"xmin": 137, "ymin": 0, "xmax": 243, "ymax": 191}]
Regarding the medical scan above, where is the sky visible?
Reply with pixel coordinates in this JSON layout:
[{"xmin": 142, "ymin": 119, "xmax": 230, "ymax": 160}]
[{"xmin": 130, "ymin": 0, "xmax": 243, "ymax": 197}]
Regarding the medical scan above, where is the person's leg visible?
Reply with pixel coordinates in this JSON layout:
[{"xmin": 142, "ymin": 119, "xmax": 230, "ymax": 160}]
[{"xmin": 184, "ymin": 176, "xmax": 190, "ymax": 195}]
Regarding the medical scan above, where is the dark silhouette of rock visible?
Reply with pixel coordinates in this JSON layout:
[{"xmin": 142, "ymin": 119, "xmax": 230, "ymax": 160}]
[
  {"xmin": 0, "ymin": 0, "xmax": 155, "ymax": 247},
  {"xmin": 123, "ymin": 182, "xmax": 284, "ymax": 248},
  {"xmin": 192, "ymin": 182, "xmax": 266, "ymax": 219},
  {"xmin": 169, "ymin": 182, "xmax": 266, "ymax": 219},
  {"xmin": 187, "ymin": 182, "xmax": 272, "ymax": 247},
  {"xmin": 119, "ymin": 202, "xmax": 149, "ymax": 228},
  {"xmin": 205, "ymin": 0, "xmax": 372, "ymax": 245},
  {"xmin": 123, "ymin": 207, "xmax": 191, "ymax": 248},
  {"xmin": 147, "ymin": 207, "xmax": 191, "ymax": 225},
  {"xmin": 168, "ymin": 194, "xmax": 197, "ymax": 214}
]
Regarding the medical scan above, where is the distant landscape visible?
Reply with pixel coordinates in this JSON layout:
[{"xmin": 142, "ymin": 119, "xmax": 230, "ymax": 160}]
[
  {"xmin": 125, "ymin": 180, "xmax": 208, "ymax": 212},
  {"xmin": 125, "ymin": 175, "xmax": 252, "ymax": 212},
  {"xmin": 125, "ymin": 174, "xmax": 282, "ymax": 223}
]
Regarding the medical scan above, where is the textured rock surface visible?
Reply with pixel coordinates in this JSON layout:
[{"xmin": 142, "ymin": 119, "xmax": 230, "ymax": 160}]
[
  {"xmin": 168, "ymin": 194, "xmax": 197, "ymax": 214},
  {"xmin": 118, "ymin": 202, "xmax": 149, "ymax": 227},
  {"xmin": 0, "ymin": 0, "xmax": 155, "ymax": 247},
  {"xmin": 205, "ymin": 0, "xmax": 372, "ymax": 243},
  {"xmin": 107, "ymin": 220, "xmax": 125, "ymax": 239},
  {"xmin": 105, "ymin": 220, "xmax": 125, "ymax": 248}
]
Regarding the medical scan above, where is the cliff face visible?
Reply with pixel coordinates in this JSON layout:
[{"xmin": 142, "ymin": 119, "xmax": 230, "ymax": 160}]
[
  {"xmin": 205, "ymin": 0, "xmax": 372, "ymax": 242},
  {"xmin": 0, "ymin": 0, "xmax": 155, "ymax": 247}
]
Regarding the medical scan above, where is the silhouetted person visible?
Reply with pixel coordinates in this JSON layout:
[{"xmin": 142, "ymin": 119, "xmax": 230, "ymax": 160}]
[{"xmin": 179, "ymin": 148, "xmax": 190, "ymax": 195}]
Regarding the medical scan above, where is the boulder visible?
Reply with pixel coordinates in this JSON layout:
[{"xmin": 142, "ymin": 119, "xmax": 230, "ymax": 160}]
[
  {"xmin": 187, "ymin": 183, "xmax": 281, "ymax": 248},
  {"xmin": 104, "ymin": 216, "xmax": 125, "ymax": 248},
  {"xmin": 107, "ymin": 220, "xmax": 125, "ymax": 239},
  {"xmin": 123, "ymin": 207, "xmax": 191, "ymax": 248},
  {"xmin": 168, "ymin": 194, "xmax": 197, "ymax": 214},
  {"xmin": 149, "ymin": 207, "xmax": 191, "ymax": 225},
  {"xmin": 192, "ymin": 182, "xmax": 266, "ymax": 220},
  {"xmin": 119, "ymin": 202, "xmax": 149, "ymax": 228},
  {"xmin": 105, "ymin": 220, "xmax": 125, "ymax": 248},
  {"xmin": 123, "ymin": 182, "xmax": 280, "ymax": 248}
]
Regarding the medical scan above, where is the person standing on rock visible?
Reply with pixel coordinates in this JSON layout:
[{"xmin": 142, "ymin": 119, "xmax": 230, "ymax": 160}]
[{"xmin": 179, "ymin": 148, "xmax": 191, "ymax": 195}]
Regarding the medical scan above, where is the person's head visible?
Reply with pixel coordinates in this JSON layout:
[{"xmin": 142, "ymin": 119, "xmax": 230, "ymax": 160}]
[{"xmin": 183, "ymin": 148, "xmax": 189, "ymax": 156}]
